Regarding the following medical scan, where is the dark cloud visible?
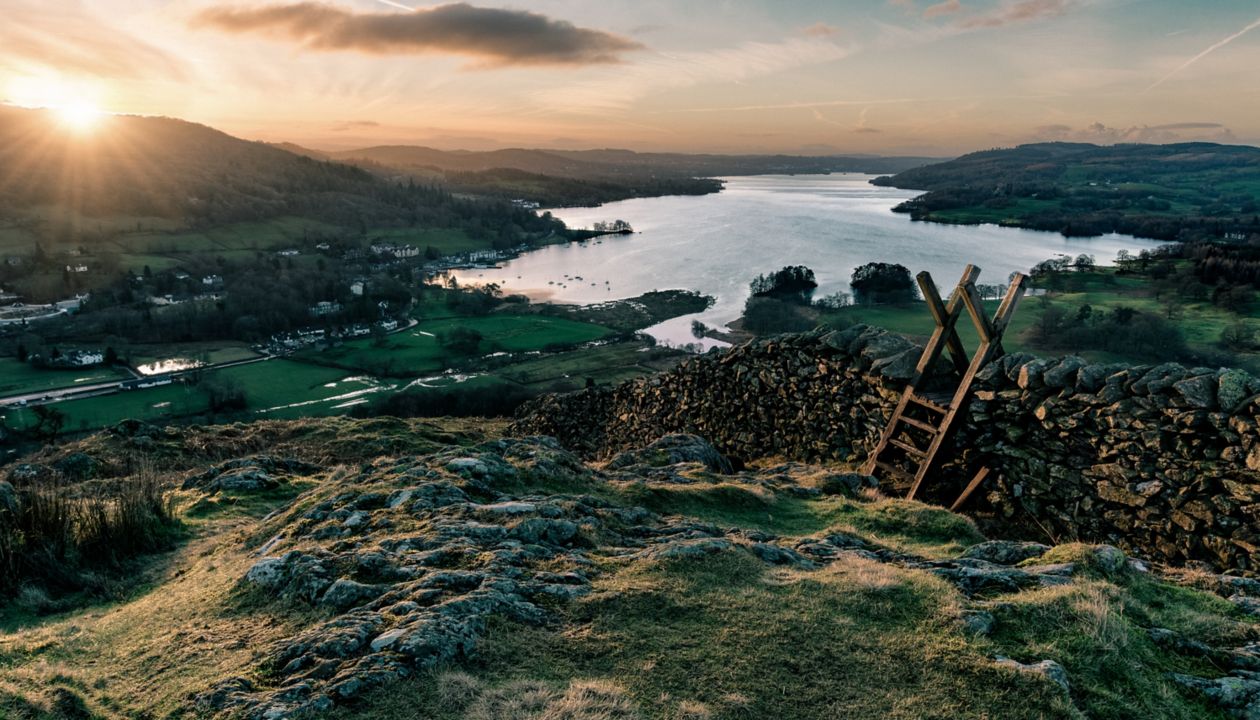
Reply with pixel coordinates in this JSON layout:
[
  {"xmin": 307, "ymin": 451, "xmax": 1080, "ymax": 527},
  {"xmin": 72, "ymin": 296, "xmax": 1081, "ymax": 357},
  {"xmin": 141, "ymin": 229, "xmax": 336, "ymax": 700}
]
[
  {"xmin": 958, "ymin": 0, "xmax": 1071, "ymax": 29},
  {"xmin": 192, "ymin": 2, "xmax": 644, "ymax": 67}
]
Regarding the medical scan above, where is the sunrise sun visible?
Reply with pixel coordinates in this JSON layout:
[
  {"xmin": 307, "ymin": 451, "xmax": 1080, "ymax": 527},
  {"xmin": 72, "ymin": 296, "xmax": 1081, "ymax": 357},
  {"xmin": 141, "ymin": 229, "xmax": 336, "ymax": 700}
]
[
  {"xmin": 5, "ymin": 75, "xmax": 107, "ymax": 133},
  {"xmin": 54, "ymin": 100, "xmax": 105, "ymax": 133}
]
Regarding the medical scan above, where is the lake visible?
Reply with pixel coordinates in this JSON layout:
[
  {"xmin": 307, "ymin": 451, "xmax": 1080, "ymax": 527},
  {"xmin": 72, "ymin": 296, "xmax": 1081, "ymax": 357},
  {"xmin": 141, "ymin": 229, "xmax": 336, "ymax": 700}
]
[{"xmin": 452, "ymin": 174, "xmax": 1165, "ymax": 348}]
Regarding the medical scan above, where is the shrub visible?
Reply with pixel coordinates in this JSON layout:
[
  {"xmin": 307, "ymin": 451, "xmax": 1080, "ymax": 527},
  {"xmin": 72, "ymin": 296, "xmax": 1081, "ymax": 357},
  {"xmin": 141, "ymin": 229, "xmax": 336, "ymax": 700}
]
[
  {"xmin": 358, "ymin": 383, "xmax": 538, "ymax": 418},
  {"xmin": 439, "ymin": 327, "xmax": 484, "ymax": 356},
  {"xmin": 742, "ymin": 297, "xmax": 814, "ymax": 336},
  {"xmin": 0, "ymin": 466, "xmax": 179, "ymax": 596}
]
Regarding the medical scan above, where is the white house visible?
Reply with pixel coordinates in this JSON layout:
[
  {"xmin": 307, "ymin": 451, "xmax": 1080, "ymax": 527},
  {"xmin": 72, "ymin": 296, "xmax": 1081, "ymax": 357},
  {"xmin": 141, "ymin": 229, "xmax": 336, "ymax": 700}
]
[{"xmin": 309, "ymin": 300, "xmax": 342, "ymax": 317}]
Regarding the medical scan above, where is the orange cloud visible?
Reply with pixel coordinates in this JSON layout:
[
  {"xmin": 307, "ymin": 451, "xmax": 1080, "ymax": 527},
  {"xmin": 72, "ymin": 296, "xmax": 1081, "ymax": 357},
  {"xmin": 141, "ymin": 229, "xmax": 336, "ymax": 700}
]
[
  {"xmin": 803, "ymin": 22, "xmax": 841, "ymax": 37},
  {"xmin": 192, "ymin": 2, "xmax": 644, "ymax": 67},
  {"xmin": 958, "ymin": 0, "xmax": 1071, "ymax": 28},
  {"xmin": 2, "ymin": 1, "xmax": 187, "ymax": 81},
  {"xmin": 923, "ymin": 0, "xmax": 964, "ymax": 20}
]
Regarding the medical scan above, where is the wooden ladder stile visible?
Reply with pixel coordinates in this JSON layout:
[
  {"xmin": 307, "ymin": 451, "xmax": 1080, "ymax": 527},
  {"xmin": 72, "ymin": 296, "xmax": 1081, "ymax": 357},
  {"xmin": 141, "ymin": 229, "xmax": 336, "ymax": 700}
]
[{"xmin": 862, "ymin": 266, "xmax": 1028, "ymax": 502}]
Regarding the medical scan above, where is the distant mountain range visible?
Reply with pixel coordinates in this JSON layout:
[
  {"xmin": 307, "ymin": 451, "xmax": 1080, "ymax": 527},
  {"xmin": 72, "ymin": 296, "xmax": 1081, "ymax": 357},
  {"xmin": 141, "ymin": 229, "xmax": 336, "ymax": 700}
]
[{"xmin": 292, "ymin": 143, "xmax": 938, "ymax": 180}]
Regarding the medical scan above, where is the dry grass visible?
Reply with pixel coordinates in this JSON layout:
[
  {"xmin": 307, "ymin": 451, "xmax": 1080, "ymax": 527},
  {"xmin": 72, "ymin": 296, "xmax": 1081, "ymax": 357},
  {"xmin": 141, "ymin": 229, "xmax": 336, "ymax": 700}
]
[{"xmin": 0, "ymin": 503, "xmax": 308, "ymax": 718}]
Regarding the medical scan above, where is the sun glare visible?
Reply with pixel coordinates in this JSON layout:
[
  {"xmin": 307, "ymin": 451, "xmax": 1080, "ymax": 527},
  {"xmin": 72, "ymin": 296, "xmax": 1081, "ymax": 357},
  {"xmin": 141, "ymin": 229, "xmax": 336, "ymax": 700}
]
[
  {"xmin": 5, "ymin": 76, "xmax": 108, "ymax": 134},
  {"xmin": 54, "ymin": 100, "xmax": 105, "ymax": 133}
]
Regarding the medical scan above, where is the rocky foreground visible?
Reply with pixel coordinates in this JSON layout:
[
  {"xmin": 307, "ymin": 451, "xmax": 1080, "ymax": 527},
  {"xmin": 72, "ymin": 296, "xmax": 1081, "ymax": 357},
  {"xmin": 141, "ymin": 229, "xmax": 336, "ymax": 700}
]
[{"xmin": 1, "ymin": 419, "xmax": 1258, "ymax": 719}]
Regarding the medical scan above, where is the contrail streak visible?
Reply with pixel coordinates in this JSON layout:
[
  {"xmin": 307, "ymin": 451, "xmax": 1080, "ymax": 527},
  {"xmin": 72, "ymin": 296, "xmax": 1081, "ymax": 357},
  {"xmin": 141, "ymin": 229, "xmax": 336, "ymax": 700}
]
[
  {"xmin": 1145, "ymin": 15, "xmax": 1260, "ymax": 92},
  {"xmin": 374, "ymin": 0, "xmax": 413, "ymax": 10}
]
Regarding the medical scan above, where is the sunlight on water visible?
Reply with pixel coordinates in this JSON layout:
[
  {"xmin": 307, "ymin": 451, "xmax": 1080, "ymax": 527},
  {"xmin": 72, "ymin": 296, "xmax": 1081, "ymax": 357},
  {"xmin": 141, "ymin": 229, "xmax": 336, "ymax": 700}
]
[
  {"xmin": 136, "ymin": 358, "xmax": 204, "ymax": 375},
  {"xmin": 452, "ymin": 174, "xmax": 1165, "ymax": 347}
]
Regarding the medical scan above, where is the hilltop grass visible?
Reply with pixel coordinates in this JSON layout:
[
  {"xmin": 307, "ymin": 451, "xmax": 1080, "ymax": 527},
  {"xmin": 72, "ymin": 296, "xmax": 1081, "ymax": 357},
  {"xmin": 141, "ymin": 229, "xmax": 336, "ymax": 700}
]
[{"xmin": 0, "ymin": 417, "xmax": 1250, "ymax": 719}]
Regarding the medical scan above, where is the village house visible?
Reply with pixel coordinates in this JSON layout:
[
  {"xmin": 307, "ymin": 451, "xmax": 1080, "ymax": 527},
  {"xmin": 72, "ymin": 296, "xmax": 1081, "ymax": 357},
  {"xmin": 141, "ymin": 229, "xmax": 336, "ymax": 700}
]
[{"xmin": 309, "ymin": 300, "xmax": 342, "ymax": 317}]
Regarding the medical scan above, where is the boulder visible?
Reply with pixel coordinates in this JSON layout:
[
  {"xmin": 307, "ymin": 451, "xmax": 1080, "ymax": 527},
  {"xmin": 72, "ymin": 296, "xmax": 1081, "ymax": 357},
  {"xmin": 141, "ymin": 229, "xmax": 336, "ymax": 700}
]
[
  {"xmin": 961, "ymin": 541, "xmax": 1049, "ymax": 565},
  {"xmin": 321, "ymin": 579, "xmax": 385, "ymax": 612},
  {"xmin": 607, "ymin": 434, "xmax": 733, "ymax": 474},
  {"xmin": 994, "ymin": 657, "xmax": 1070, "ymax": 694}
]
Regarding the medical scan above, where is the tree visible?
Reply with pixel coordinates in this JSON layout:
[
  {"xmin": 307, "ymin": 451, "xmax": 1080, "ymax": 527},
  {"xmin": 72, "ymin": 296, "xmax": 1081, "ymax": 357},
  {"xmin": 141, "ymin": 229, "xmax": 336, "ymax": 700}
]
[
  {"xmin": 198, "ymin": 375, "xmax": 248, "ymax": 413},
  {"xmin": 440, "ymin": 327, "xmax": 483, "ymax": 356},
  {"xmin": 750, "ymin": 266, "xmax": 818, "ymax": 305},
  {"xmin": 30, "ymin": 405, "xmax": 66, "ymax": 444},
  {"xmin": 850, "ymin": 262, "xmax": 915, "ymax": 305},
  {"xmin": 1072, "ymin": 254, "xmax": 1096, "ymax": 272},
  {"xmin": 814, "ymin": 292, "xmax": 852, "ymax": 310},
  {"xmin": 15, "ymin": 342, "xmax": 26, "ymax": 363}
]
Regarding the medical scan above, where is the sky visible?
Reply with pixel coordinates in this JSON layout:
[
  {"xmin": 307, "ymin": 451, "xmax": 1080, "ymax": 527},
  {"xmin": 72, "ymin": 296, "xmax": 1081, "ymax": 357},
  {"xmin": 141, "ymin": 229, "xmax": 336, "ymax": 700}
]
[{"xmin": 3, "ymin": 0, "xmax": 1260, "ymax": 155}]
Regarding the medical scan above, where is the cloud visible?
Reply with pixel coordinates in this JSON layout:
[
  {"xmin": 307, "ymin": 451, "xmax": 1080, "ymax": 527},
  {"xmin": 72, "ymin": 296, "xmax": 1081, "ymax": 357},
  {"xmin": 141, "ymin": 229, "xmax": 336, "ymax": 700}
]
[
  {"xmin": 1145, "ymin": 14, "xmax": 1260, "ymax": 92},
  {"xmin": 192, "ymin": 2, "xmax": 644, "ymax": 67},
  {"xmin": 854, "ymin": 127, "xmax": 883, "ymax": 133},
  {"xmin": 958, "ymin": 0, "xmax": 1071, "ymax": 29},
  {"xmin": 803, "ymin": 22, "xmax": 841, "ymax": 37},
  {"xmin": 330, "ymin": 120, "xmax": 381, "ymax": 131},
  {"xmin": 1031, "ymin": 121, "xmax": 1237, "ymax": 144},
  {"xmin": 536, "ymin": 37, "xmax": 853, "ymax": 114},
  {"xmin": 0, "ymin": 1, "xmax": 187, "ymax": 80},
  {"xmin": 923, "ymin": 0, "xmax": 964, "ymax": 20}
]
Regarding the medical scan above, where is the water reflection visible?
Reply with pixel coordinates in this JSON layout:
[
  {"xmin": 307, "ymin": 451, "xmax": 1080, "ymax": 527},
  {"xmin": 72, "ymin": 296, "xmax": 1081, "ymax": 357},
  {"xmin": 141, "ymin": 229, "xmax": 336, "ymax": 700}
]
[{"xmin": 451, "ymin": 174, "xmax": 1165, "ymax": 347}]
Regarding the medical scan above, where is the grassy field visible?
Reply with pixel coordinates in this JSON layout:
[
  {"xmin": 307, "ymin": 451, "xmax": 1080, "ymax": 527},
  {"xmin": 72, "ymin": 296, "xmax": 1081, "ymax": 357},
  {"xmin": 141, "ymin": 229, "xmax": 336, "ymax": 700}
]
[
  {"xmin": 824, "ymin": 268, "xmax": 1260, "ymax": 370},
  {"xmin": 301, "ymin": 314, "xmax": 614, "ymax": 376},
  {"xmin": 2, "ymin": 381, "xmax": 207, "ymax": 433},
  {"xmin": 493, "ymin": 341, "xmax": 680, "ymax": 391},
  {"xmin": 0, "ymin": 358, "xmax": 129, "ymax": 397},
  {"xmin": 130, "ymin": 342, "xmax": 260, "ymax": 368},
  {"xmin": 0, "ymin": 360, "xmax": 378, "ymax": 433}
]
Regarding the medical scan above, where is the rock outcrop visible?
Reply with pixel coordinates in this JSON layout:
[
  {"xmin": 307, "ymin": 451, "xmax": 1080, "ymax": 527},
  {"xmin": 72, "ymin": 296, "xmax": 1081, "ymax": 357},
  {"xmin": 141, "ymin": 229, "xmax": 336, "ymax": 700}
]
[{"xmin": 514, "ymin": 325, "xmax": 1260, "ymax": 572}]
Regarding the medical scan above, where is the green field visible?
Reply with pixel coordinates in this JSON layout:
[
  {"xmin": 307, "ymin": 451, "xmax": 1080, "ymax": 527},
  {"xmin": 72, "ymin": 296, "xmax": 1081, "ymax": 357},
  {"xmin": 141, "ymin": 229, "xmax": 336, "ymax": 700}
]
[
  {"xmin": 2, "ymin": 382, "xmax": 205, "ymax": 433},
  {"xmin": 0, "ymin": 358, "xmax": 129, "ymax": 397},
  {"xmin": 0, "ymin": 360, "xmax": 390, "ymax": 433},
  {"xmin": 131, "ymin": 343, "xmax": 260, "ymax": 369},
  {"xmin": 493, "ymin": 341, "xmax": 680, "ymax": 391},
  {"xmin": 302, "ymin": 314, "xmax": 614, "ymax": 376},
  {"xmin": 824, "ymin": 268, "xmax": 1260, "ymax": 370}
]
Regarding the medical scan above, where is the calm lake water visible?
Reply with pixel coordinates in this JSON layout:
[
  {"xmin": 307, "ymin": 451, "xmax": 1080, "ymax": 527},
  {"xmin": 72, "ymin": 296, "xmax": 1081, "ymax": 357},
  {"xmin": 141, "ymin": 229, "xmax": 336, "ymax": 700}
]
[{"xmin": 453, "ymin": 174, "xmax": 1164, "ymax": 348}]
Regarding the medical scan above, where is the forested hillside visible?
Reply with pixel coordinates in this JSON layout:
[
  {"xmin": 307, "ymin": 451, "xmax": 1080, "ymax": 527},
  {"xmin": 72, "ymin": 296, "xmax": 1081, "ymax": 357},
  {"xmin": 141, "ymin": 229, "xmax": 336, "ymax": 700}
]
[
  {"xmin": 874, "ymin": 142, "xmax": 1260, "ymax": 241},
  {"xmin": 0, "ymin": 106, "xmax": 557, "ymax": 235}
]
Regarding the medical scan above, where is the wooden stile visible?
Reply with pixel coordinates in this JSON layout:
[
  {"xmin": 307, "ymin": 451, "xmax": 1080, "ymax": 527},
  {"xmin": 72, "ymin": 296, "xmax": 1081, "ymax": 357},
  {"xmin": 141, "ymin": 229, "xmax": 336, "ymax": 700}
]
[{"xmin": 861, "ymin": 266, "xmax": 1027, "ymax": 502}]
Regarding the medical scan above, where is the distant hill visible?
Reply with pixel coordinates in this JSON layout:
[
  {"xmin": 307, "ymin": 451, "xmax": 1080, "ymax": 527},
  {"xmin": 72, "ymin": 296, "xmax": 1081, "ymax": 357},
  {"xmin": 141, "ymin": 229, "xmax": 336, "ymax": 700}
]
[
  {"xmin": 0, "ymin": 106, "xmax": 396, "ymax": 225},
  {"xmin": 328, "ymin": 144, "xmax": 937, "ymax": 206},
  {"xmin": 873, "ymin": 142, "xmax": 1260, "ymax": 241},
  {"xmin": 332, "ymin": 144, "xmax": 936, "ymax": 180}
]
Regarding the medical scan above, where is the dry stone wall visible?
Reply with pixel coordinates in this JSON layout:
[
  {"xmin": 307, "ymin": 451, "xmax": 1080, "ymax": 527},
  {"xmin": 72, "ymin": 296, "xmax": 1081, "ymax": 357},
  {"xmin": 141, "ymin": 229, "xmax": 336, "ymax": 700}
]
[{"xmin": 513, "ymin": 325, "xmax": 1260, "ymax": 573}]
